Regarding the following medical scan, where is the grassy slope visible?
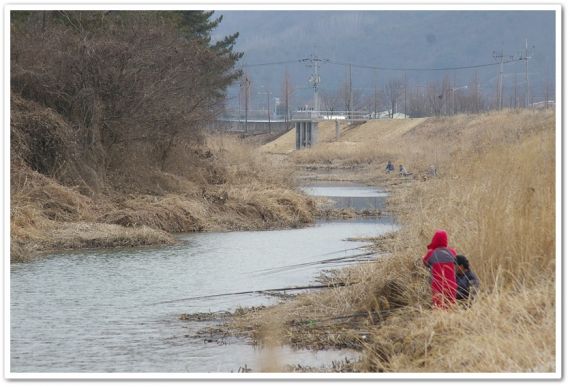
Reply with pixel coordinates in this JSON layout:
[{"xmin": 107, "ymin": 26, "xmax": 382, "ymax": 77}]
[
  {"xmin": 11, "ymin": 144, "xmax": 316, "ymax": 262},
  {"xmin": 10, "ymin": 97, "xmax": 316, "ymax": 261},
  {"xmin": 237, "ymin": 109, "xmax": 556, "ymax": 372}
]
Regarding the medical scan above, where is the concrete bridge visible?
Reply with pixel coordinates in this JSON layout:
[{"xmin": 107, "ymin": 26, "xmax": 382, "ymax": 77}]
[
  {"xmin": 210, "ymin": 109, "xmax": 402, "ymax": 149},
  {"xmin": 292, "ymin": 110, "xmax": 372, "ymax": 149},
  {"xmin": 205, "ymin": 118, "xmax": 293, "ymax": 135}
]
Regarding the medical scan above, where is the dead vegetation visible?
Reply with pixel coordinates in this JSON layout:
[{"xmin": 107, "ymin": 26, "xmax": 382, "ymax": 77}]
[
  {"xmin": 10, "ymin": 12, "xmax": 316, "ymax": 261},
  {"xmin": 233, "ymin": 109, "xmax": 556, "ymax": 373},
  {"xmin": 10, "ymin": 94, "xmax": 315, "ymax": 261},
  {"xmin": 10, "ymin": 135, "xmax": 315, "ymax": 261}
]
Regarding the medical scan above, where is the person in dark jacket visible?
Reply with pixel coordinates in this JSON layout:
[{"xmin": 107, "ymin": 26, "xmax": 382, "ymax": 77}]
[
  {"xmin": 455, "ymin": 255, "xmax": 480, "ymax": 303},
  {"xmin": 385, "ymin": 160, "xmax": 395, "ymax": 174},
  {"xmin": 422, "ymin": 230, "xmax": 457, "ymax": 309}
]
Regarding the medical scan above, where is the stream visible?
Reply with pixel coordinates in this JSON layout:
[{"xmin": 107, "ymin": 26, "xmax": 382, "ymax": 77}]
[{"xmin": 10, "ymin": 183, "xmax": 396, "ymax": 373}]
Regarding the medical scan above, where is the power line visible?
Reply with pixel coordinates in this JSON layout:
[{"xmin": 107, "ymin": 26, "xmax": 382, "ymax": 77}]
[
  {"xmin": 328, "ymin": 58, "xmax": 524, "ymax": 72},
  {"xmin": 240, "ymin": 60, "xmax": 300, "ymax": 68},
  {"xmin": 238, "ymin": 57, "xmax": 525, "ymax": 72}
]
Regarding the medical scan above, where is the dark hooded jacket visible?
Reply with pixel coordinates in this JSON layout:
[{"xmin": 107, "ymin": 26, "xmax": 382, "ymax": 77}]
[
  {"xmin": 422, "ymin": 230, "xmax": 457, "ymax": 308},
  {"xmin": 457, "ymin": 270, "xmax": 480, "ymax": 301}
]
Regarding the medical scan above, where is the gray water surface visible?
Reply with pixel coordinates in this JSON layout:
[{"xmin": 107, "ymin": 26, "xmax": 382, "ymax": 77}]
[
  {"xmin": 10, "ymin": 185, "xmax": 395, "ymax": 373},
  {"xmin": 301, "ymin": 184, "xmax": 388, "ymax": 210}
]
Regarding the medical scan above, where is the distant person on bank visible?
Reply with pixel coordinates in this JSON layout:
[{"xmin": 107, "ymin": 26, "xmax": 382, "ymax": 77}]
[
  {"xmin": 385, "ymin": 160, "xmax": 395, "ymax": 174},
  {"xmin": 429, "ymin": 164, "xmax": 438, "ymax": 176},
  {"xmin": 455, "ymin": 255, "xmax": 480, "ymax": 304},
  {"xmin": 399, "ymin": 164, "xmax": 412, "ymax": 176},
  {"xmin": 422, "ymin": 229, "xmax": 458, "ymax": 308}
]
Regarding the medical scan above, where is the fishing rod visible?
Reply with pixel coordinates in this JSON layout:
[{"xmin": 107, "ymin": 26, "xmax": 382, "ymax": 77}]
[
  {"xmin": 251, "ymin": 251, "xmax": 377, "ymax": 276},
  {"xmin": 148, "ymin": 282, "xmax": 356, "ymax": 306},
  {"xmin": 246, "ymin": 246, "xmax": 369, "ymax": 274}
]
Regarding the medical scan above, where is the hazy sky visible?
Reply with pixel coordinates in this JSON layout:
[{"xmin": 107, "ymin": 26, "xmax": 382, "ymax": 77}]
[{"xmin": 212, "ymin": 10, "xmax": 556, "ymax": 110}]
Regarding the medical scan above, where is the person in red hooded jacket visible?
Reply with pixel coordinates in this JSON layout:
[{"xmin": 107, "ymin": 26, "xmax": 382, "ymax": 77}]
[{"xmin": 422, "ymin": 230, "xmax": 457, "ymax": 308}]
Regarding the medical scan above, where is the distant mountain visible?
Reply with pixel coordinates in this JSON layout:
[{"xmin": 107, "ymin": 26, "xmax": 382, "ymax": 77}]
[{"xmin": 212, "ymin": 10, "xmax": 556, "ymax": 111}]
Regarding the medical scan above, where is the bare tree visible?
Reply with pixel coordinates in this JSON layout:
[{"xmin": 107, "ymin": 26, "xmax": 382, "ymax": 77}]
[
  {"xmin": 340, "ymin": 80, "xmax": 352, "ymax": 113},
  {"xmin": 320, "ymin": 88, "xmax": 341, "ymax": 114},
  {"xmin": 408, "ymin": 84, "xmax": 428, "ymax": 117},
  {"xmin": 385, "ymin": 79, "xmax": 402, "ymax": 118},
  {"xmin": 440, "ymin": 74, "xmax": 453, "ymax": 116},
  {"xmin": 240, "ymin": 72, "xmax": 252, "ymax": 133},
  {"xmin": 543, "ymin": 67, "xmax": 552, "ymax": 109},
  {"xmin": 280, "ymin": 69, "xmax": 293, "ymax": 125},
  {"xmin": 348, "ymin": 88, "xmax": 365, "ymax": 112},
  {"xmin": 467, "ymin": 71, "xmax": 482, "ymax": 114},
  {"xmin": 11, "ymin": 11, "xmax": 242, "ymax": 184},
  {"xmin": 427, "ymin": 81, "xmax": 444, "ymax": 117}
]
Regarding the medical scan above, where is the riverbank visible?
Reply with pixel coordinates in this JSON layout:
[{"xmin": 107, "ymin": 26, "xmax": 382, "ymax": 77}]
[
  {"xmin": 10, "ymin": 108, "xmax": 556, "ymax": 372},
  {"xmin": 223, "ymin": 109, "xmax": 556, "ymax": 372},
  {"xmin": 10, "ymin": 186, "xmax": 386, "ymax": 373},
  {"xmin": 10, "ymin": 134, "xmax": 316, "ymax": 262}
]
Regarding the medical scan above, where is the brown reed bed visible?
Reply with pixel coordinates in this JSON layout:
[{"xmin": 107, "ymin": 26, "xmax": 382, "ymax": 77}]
[
  {"xmin": 10, "ymin": 135, "xmax": 316, "ymax": 261},
  {"xmin": 229, "ymin": 109, "xmax": 556, "ymax": 373}
]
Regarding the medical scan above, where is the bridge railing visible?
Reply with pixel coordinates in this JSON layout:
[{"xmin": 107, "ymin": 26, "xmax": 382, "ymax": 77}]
[{"xmin": 291, "ymin": 110, "xmax": 372, "ymax": 121}]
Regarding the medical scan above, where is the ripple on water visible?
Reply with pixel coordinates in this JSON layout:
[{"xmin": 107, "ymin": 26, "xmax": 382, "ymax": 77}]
[{"xmin": 10, "ymin": 184, "xmax": 394, "ymax": 373}]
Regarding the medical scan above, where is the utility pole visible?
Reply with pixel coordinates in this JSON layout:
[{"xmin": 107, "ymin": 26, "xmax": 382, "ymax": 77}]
[
  {"xmin": 349, "ymin": 64, "xmax": 353, "ymax": 119},
  {"xmin": 240, "ymin": 74, "xmax": 251, "ymax": 134},
  {"xmin": 493, "ymin": 49, "xmax": 516, "ymax": 110},
  {"xmin": 513, "ymin": 71, "xmax": 518, "ymax": 109},
  {"xmin": 472, "ymin": 71, "xmax": 481, "ymax": 114},
  {"xmin": 493, "ymin": 49, "xmax": 505, "ymax": 110},
  {"xmin": 522, "ymin": 39, "xmax": 533, "ymax": 108},
  {"xmin": 267, "ymin": 91, "xmax": 271, "ymax": 133},
  {"xmin": 452, "ymin": 72, "xmax": 456, "ymax": 114},
  {"xmin": 258, "ymin": 89, "xmax": 272, "ymax": 133},
  {"xmin": 237, "ymin": 86, "xmax": 241, "ymax": 131},
  {"xmin": 284, "ymin": 70, "xmax": 290, "ymax": 127},
  {"xmin": 373, "ymin": 69, "xmax": 378, "ymax": 118},
  {"xmin": 403, "ymin": 72, "xmax": 407, "ymax": 118},
  {"xmin": 544, "ymin": 77, "xmax": 548, "ymax": 110},
  {"xmin": 300, "ymin": 54, "xmax": 329, "ymax": 113}
]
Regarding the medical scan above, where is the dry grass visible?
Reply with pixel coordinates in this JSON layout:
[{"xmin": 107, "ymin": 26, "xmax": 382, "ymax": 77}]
[
  {"xmin": 266, "ymin": 110, "xmax": 554, "ymax": 177},
  {"xmin": 353, "ymin": 118, "xmax": 556, "ymax": 372},
  {"xmin": 358, "ymin": 280, "xmax": 555, "ymax": 372},
  {"xmin": 232, "ymin": 109, "xmax": 556, "ymax": 373},
  {"xmin": 48, "ymin": 222, "xmax": 175, "ymax": 251},
  {"xmin": 10, "ymin": 166, "xmax": 176, "ymax": 262},
  {"xmin": 11, "ymin": 134, "xmax": 316, "ymax": 261}
]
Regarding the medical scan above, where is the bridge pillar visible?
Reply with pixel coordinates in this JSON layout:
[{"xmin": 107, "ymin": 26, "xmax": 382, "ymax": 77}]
[
  {"xmin": 295, "ymin": 120, "xmax": 319, "ymax": 149},
  {"xmin": 335, "ymin": 120, "xmax": 340, "ymax": 140}
]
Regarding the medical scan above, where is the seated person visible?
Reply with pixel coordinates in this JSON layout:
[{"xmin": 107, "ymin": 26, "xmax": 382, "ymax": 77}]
[
  {"xmin": 385, "ymin": 160, "xmax": 395, "ymax": 174},
  {"xmin": 456, "ymin": 255, "xmax": 480, "ymax": 302},
  {"xmin": 399, "ymin": 164, "xmax": 412, "ymax": 176}
]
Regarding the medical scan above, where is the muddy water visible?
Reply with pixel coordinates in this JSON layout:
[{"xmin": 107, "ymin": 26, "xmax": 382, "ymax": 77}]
[{"xmin": 10, "ymin": 184, "xmax": 395, "ymax": 373}]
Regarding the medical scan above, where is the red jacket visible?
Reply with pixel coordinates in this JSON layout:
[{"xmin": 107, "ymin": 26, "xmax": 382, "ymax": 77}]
[{"xmin": 422, "ymin": 230, "xmax": 457, "ymax": 308}]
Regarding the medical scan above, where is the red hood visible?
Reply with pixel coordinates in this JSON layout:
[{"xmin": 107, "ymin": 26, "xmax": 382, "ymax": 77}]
[{"xmin": 427, "ymin": 230, "xmax": 448, "ymax": 250}]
